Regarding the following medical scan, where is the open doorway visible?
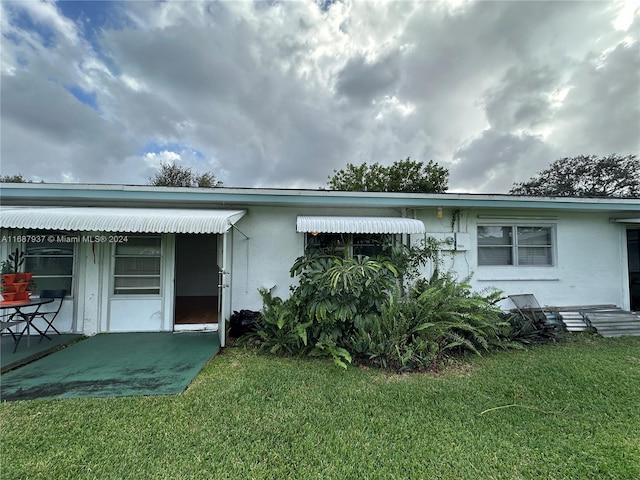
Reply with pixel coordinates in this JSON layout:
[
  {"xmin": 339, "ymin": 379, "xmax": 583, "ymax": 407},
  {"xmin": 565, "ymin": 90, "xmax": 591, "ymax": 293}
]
[
  {"xmin": 174, "ymin": 234, "xmax": 219, "ymax": 329},
  {"xmin": 628, "ymin": 229, "xmax": 640, "ymax": 311}
]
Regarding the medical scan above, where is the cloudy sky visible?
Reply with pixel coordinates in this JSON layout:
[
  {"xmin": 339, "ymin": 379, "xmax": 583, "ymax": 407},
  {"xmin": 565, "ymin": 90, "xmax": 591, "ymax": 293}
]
[{"xmin": 1, "ymin": 0, "xmax": 638, "ymax": 192}]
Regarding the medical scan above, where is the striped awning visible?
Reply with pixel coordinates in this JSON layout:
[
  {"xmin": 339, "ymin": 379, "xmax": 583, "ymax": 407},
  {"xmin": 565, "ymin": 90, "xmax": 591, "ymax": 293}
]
[
  {"xmin": 296, "ymin": 216, "xmax": 425, "ymax": 234},
  {"xmin": 0, "ymin": 207, "xmax": 246, "ymax": 234}
]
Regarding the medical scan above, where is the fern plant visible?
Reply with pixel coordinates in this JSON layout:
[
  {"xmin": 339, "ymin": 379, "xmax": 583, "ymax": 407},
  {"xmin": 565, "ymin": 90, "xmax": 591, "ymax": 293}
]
[
  {"xmin": 410, "ymin": 273, "xmax": 513, "ymax": 355},
  {"xmin": 348, "ymin": 291, "xmax": 439, "ymax": 372}
]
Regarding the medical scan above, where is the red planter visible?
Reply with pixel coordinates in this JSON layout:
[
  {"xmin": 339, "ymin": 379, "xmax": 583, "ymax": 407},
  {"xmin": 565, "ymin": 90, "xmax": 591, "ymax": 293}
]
[
  {"xmin": 14, "ymin": 272, "xmax": 33, "ymax": 283},
  {"xmin": 2, "ymin": 274, "xmax": 18, "ymax": 284},
  {"xmin": 2, "ymin": 283, "xmax": 27, "ymax": 294},
  {"xmin": 1, "ymin": 273, "xmax": 34, "ymax": 303}
]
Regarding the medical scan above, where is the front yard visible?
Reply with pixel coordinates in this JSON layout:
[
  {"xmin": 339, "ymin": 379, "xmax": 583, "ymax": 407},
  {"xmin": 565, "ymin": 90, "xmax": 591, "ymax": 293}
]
[{"xmin": 1, "ymin": 335, "xmax": 639, "ymax": 479}]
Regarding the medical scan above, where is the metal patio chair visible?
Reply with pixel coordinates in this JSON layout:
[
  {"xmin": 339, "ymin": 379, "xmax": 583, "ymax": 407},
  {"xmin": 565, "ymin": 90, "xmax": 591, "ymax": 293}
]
[
  {"xmin": 508, "ymin": 294, "xmax": 559, "ymax": 329},
  {"xmin": 29, "ymin": 289, "xmax": 67, "ymax": 341},
  {"xmin": 1, "ymin": 312, "xmax": 27, "ymax": 353}
]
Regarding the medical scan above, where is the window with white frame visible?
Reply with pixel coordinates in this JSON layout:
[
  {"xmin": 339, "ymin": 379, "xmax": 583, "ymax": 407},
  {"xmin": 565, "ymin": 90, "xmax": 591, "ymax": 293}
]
[
  {"xmin": 477, "ymin": 225, "xmax": 554, "ymax": 266},
  {"xmin": 24, "ymin": 230, "xmax": 75, "ymax": 294},
  {"xmin": 113, "ymin": 236, "xmax": 162, "ymax": 295},
  {"xmin": 305, "ymin": 233, "xmax": 397, "ymax": 257}
]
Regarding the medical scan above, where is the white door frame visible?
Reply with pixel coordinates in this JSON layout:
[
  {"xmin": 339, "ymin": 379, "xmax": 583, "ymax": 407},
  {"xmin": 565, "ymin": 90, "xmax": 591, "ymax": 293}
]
[{"xmin": 218, "ymin": 230, "xmax": 233, "ymax": 347}]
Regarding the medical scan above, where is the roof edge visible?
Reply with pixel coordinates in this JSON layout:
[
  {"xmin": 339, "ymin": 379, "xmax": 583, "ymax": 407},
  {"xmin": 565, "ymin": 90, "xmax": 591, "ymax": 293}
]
[{"xmin": 1, "ymin": 182, "xmax": 639, "ymax": 211}]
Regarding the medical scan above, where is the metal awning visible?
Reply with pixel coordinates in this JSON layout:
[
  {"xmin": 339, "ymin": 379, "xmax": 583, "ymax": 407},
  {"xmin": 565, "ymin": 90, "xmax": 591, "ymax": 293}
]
[
  {"xmin": 296, "ymin": 216, "xmax": 425, "ymax": 234},
  {"xmin": 0, "ymin": 207, "xmax": 246, "ymax": 234},
  {"xmin": 613, "ymin": 218, "xmax": 640, "ymax": 224}
]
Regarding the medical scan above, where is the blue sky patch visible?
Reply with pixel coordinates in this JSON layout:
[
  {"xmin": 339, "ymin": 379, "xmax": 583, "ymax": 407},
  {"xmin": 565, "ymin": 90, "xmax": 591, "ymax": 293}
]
[
  {"xmin": 6, "ymin": 5, "xmax": 57, "ymax": 48},
  {"xmin": 57, "ymin": 0, "xmax": 119, "ymax": 31},
  {"xmin": 64, "ymin": 84, "xmax": 99, "ymax": 110},
  {"xmin": 141, "ymin": 141, "xmax": 205, "ymax": 160},
  {"xmin": 56, "ymin": 1, "xmax": 125, "ymax": 75}
]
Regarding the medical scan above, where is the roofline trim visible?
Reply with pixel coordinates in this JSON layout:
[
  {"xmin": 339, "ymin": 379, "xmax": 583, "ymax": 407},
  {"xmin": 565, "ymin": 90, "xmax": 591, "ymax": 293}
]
[{"xmin": 1, "ymin": 183, "xmax": 639, "ymax": 212}]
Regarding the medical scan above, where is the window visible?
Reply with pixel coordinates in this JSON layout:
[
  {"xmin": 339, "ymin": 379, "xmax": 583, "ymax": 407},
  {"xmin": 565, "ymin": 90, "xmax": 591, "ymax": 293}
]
[
  {"xmin": 113, "ymin": 236, "xmax": 161, "ymax": 295},
  {"xmin": 305, "ymin": 233, "xmax": 396, "ymax": 257},
  {"xmin": 24, "ymin": 230, "xmax": 75, "ymax": 293},
  {"xmin": 477, "ymin": 226, "xmax": 554, "ymax": 266}
]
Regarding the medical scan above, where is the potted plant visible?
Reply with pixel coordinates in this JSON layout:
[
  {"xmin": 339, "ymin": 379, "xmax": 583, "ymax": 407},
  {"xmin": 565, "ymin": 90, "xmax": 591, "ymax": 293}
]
[{"xmin": 1, "ymin": 248, "xmax": 33, "ymax": 302}]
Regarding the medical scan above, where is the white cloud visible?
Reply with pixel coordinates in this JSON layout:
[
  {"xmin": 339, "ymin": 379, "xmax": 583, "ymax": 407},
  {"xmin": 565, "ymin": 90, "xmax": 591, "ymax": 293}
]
[
  {"xmin": 144, "ymin": 151, "xmax": 181, "ymax": 165},
  {"xmin": 1, "ymin": 0, "xmax": 638, "ymax": 193},
  {"xmin": 18, "ymin": 0, "xmax": 81, "ymax": 45},
  {"xmin": 612, "ymin": 0, "xmax": 639, "ymax": 31}
]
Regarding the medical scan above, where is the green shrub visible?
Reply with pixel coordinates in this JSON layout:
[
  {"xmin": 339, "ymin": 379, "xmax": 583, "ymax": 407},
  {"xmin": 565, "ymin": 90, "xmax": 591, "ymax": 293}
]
[
  {"xmin": 408, "ymin": 273, "xmax": 515, "ymax": 355},
  {"xmin": 347, "ymin": 290, "xmax": 440, "ymax": 372},
  {"xmin": 250, "ymin": 251, "xmax": 540, "ymax": 372},
  {"xmin": 248, "ymin": 254, "xmax": 397, "ymax": 368},
  {"xmin": 346, "ymin": 274, "xmax": 518, "ymax": 372},
  {"xmin": 251, "ymin": 289, "xmax": 312, "ymax": 356}
]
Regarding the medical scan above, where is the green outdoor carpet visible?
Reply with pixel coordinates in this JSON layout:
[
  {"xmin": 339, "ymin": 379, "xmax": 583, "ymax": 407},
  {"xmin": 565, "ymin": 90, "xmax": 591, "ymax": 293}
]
[
  {"xmin": 1, "ymin": 334, "xmax": 84, "ymax": 373},
  {"xmin": 0, "ymin": 332, "xmax": 220, "ymax": 401}
]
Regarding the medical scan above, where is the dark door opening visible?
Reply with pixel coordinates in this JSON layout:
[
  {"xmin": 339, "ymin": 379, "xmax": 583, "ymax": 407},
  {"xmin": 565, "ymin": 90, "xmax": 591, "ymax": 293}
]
[
  {"xmin": 174, "ymin": 234, "xmax": 219, "ymax": 326},
  {"xmin": 628, "ymin": 229, "xmax": 640, "ymax": 311}
]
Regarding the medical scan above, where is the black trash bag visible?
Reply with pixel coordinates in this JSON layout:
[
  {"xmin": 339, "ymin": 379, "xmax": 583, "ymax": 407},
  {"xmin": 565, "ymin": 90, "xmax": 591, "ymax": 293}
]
[{"xmin": 229, "ymin": 309, "xmax": 261, "ymax": 338}]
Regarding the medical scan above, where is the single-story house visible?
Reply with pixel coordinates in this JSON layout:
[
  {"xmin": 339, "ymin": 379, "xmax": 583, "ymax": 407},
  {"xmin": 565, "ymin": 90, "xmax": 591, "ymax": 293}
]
[{"xmin": 1, "ymin": 182, "xmax": 639, "ymax": 346}]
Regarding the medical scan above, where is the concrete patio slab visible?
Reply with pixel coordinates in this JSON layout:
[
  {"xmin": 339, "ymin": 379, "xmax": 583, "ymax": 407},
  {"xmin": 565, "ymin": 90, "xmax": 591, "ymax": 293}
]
[{"xmin": 0, "ymin": 332, "xmax": 220, "ymax": 401}]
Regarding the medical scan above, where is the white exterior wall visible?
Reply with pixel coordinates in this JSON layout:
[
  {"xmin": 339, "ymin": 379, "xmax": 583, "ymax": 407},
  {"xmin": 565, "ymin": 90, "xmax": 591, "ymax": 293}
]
[
  {"xmin": 228, "ymin": 205, "xmax": 404, "ymax": 311},
  {"xmin": 414, "ymin": 208, "xmax": 629, "ymax": 310},
  {"xmin": 2, "ymin": 202, "xmax": 633, "ymax": 336}
]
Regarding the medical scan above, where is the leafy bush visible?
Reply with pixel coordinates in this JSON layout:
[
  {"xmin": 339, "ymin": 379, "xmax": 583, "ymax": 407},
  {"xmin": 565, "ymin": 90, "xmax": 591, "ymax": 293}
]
[
  {"xmin": 346, "ymin": 274, "xmax": 517, "ymax": 371},
  {"xmin": 347, "ymin": 291, "xmax": 440, "ymax": 372},
  {"xmin": 249, "ymin": 249, "xmax": 550, "ymax": 372},
  {"xmin": 251, "ymin": 290, "xmax": 312, "ymax": 356},
  {"xmin": 290, "ymin": 253, "xmax": 398, "ymax": 329},
  {"xmin": 408, "ymin": 273, "xmax": 515, "ymax": 355},
  {"xmin": 247, "ymin": 254, "xmax": 397, "ymax": 368}
]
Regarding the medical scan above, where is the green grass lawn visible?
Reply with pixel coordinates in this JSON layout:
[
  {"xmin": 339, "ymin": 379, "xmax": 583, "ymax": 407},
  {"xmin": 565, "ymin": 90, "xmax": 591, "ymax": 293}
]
[{"xmin": 1, "ymin": 335, "xmax": 639, "ymax": 479}]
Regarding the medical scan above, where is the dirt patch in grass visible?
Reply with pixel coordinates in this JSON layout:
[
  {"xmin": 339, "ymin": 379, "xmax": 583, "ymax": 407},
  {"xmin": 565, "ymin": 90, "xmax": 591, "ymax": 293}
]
[
  {"xmin": 370, "ymin": 359, "xmax": 479, "ymax": 382},
  {"xmin": 625, "ymin": 355, "xmax": 640, "ymax": 365}
]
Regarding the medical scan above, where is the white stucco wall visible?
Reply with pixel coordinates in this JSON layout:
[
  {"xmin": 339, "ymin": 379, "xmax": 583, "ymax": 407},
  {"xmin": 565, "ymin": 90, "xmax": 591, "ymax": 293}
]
[
  {"xmin": 414, "ymin": 208, "xmax": 629, "ymax": 310},
  {"xmin": 228, "ymin": 205, "xmax": 406, "ymax": 311},
  {"xmin": 226, "ymin": 206, "xmax": 630, "ymax": 312},
  {"xmin": 2, "ymin": 203, "xmax": 633, "ymax": 337}
]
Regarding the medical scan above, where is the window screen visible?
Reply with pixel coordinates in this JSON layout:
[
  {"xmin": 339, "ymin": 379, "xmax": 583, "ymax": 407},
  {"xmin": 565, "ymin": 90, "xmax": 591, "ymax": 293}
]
[
  {"xmin": 113, "ymin": 236, "xmax": 162, "ymax": 294},
  {"xmin": 24, "ymin": 230, "xmax": 75, "ymax": 293}
]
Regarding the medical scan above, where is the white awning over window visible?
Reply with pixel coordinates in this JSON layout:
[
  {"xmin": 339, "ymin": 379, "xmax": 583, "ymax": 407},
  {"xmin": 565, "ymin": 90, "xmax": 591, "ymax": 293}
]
[
  {"xmin": 296, "ymin": 216, "xmax": 425, "ymax": 234},
  {"xmin": 0, "ymin": 207, "xmax": 246, "ymax": 234},
  {"xmin": 613, "ymin": 218, "xmax": 640, "ymax": 224}
]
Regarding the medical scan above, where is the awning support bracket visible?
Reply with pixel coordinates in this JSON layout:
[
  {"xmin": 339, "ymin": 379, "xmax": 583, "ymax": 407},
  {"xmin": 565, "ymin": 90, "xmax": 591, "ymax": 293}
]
[{"xmin": 232, "ymin": 224, "xmax": 249, "ymax": 239}]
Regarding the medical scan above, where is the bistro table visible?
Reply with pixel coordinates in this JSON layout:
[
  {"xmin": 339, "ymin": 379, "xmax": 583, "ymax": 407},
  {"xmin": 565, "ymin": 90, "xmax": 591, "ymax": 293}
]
[{"xmin": 0, "ymin": 297, "xmax": 54, "ymax": 353}]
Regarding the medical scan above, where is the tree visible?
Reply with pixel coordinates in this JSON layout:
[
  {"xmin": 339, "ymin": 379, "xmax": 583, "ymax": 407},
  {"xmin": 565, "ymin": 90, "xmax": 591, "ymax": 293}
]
[
  {"xmin": 148, "ymin": 162, "xmax": 218, "ymax": 187},
  {"xmin": 510, "ymin": 154, "xmax": 639, "ymax": 198},
  {"xmin": 0, "ymin": 174, "xmax": 30, "ymax": 183},
  {"xmin": 328, "ymin": 157, "xmax": 449, "ymax": 193}
]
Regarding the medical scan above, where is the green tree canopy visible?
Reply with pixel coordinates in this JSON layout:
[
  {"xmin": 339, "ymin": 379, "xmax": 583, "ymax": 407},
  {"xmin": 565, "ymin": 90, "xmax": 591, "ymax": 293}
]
[
  {"xmin": 148, "ymin": 162, "xmax": 218, "ymax": 187},
  {"xmin": 510, "ymin": 154, "xmax": 639, "ymax": 198},
  {"xmin": 328, "ymin": 157, "xmax": 449, "ymax": 193}
]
